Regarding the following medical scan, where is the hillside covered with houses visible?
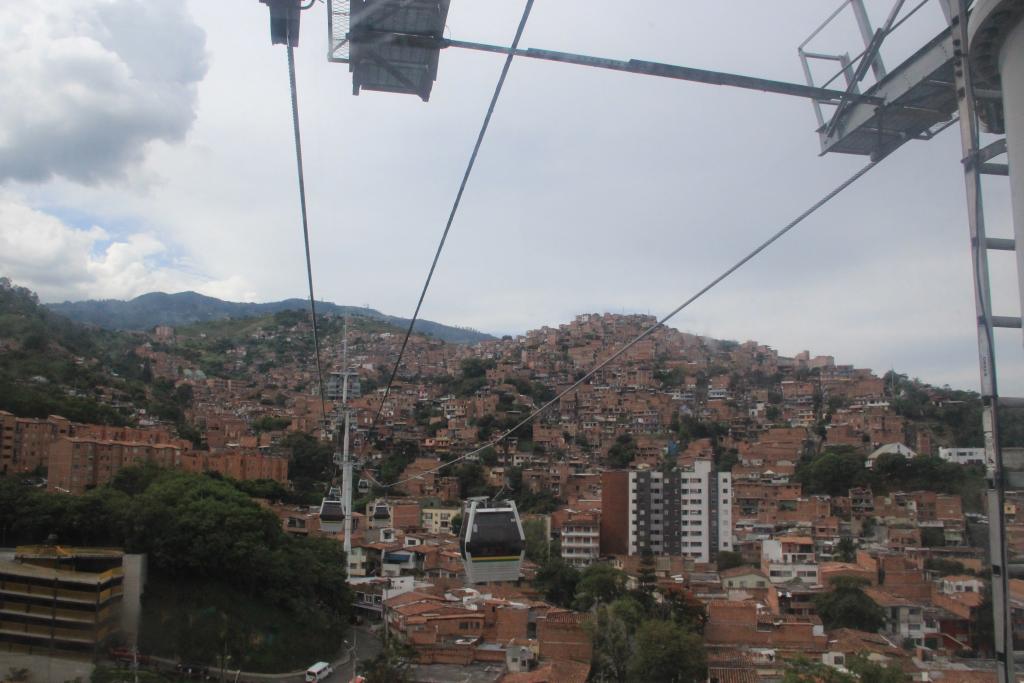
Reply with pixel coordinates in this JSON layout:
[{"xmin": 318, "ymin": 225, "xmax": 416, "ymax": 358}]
[{"xmin": 1, "ymin": 277, "xmax": 1020, "ymax": 681}]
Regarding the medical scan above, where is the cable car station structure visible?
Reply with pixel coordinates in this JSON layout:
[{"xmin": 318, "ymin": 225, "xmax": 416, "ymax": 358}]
[{"xmin": 256, "ymin": 1, "xmax": 1024, "ymax": 678}]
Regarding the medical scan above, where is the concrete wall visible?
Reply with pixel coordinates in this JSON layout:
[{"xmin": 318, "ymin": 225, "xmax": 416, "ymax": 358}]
[
  {"xmin": 0, "ymin": 652, "xmax": 94, "ymax": 683},
  {"xmin": 120, "ymin": 553, "xmax": 147, "ymax": 645}
]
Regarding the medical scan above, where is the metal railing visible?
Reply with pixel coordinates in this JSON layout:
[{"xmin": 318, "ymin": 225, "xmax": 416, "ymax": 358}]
[{"xmin": 798, "ymin": 0, "xmax": 947, "ymax": 130}]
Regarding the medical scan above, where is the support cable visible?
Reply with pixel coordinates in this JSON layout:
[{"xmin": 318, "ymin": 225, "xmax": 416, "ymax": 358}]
[
  {"xmin": 367, "ymin": 0, "xmax": 535, "ymax": 438},
  {"xmin": 287, "ymin": 43, "xmax": 329, "ymax": 433},
  {"xmin": 366, "ymin": 159, "xmax": 879, "ymax": 489}
]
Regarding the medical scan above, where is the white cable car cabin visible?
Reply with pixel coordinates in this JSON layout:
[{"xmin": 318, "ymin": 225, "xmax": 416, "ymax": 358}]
[{"xmin": 459, "ymin": 499, "xmax": 525, "ymax": 584}]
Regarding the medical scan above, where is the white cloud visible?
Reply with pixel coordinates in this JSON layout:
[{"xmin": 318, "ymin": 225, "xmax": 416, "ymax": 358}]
[
  {"xmin": 0, "ymin": 0, "xmax": 1010, "ymax": 397},
  {"xmin": 0, "ymin": 0, "xmax": 207, "ymax": 184},
  {"xmin": 0, "ymin": 197, "xmax": 253, "ymax": 302}
]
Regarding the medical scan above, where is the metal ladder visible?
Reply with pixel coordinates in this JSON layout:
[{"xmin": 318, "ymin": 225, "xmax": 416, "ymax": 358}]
[{"xmin": 948, "ymin": 2, "xmax": 1018, "ymax": 681}]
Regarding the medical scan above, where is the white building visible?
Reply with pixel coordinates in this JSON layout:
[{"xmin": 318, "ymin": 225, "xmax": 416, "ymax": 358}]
[
  {"xmin": 866, "ymin": 442, "xmax": 917, "ymax": 469},
  {"xmin": 349, "ymin": 575, "xmax": 427, "ymax": 615},
  {"xmin": 939, "ymin": 575, "xmax": 986, "ymax": 595},
  {"xmin": 761, "ymin": 536, "xmax": 819, "ymax": 585},
  {"xmin": 625, "ymin": 459, "xmax": 732, "ymax": 563},
  {"xmin": 937, "ymin": 447, "xmax": 986, "ymax": 466},
  {"xmin": 560, "ymin": 511, "xmax": 601, "ymax": 568}
]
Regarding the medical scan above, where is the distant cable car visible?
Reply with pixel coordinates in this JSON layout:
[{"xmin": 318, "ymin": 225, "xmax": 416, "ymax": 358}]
[
  {"xmin": 319, "ymin": 487, "xmax": 345, "ymax": 533},
  {"xmin": 357, "ymin": 478, "xmax": 369, "ymax": 493},
  {"xmin": 459, "ymin": 499, "xmax": 525, "ymax": 584}
]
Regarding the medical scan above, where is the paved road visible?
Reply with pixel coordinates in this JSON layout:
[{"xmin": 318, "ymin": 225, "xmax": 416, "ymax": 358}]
[{"xmin": 326, "ymin": 625, "xmax": 383, "ymax": 683}]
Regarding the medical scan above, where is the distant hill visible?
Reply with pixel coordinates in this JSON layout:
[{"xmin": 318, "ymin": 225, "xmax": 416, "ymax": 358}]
[{"xmin": 47, "ymin": 291, "xmax": 494, "ymax": 344}]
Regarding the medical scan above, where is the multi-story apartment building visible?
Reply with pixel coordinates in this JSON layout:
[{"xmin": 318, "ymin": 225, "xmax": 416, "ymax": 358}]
[
  {"xmin": 600, "ymin": 459, "xmax": 732, "ymax": 563},
  {"xmin": 47, "ymin": 438, "xmax": 185, "ymax": 495},
  {"xmin": 179, "ymin": 450, "xmax": 289, "ymax": 482},
  {"xmin": 0, "ymin": 412, "xmax": 71, "ymax": 475},
  {"xmin": 0, "ymin": 546, "xmax": 127, "ymax": 655},
  {"xmin": 421, "ymin": 507, "xmax": 459, "ymax": 535},
  {"xmin": 560, "ymin": 511, "xmax": 601, "ymax": 568},
  {"xmin": 48, "ymin": 438, "xmax": 287, "ymax": 494}
]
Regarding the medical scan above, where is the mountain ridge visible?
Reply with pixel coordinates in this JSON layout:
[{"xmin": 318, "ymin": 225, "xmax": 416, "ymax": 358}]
[{"xmin": 46, "ymin": 291, "xmax": 494, "ymax": 344}]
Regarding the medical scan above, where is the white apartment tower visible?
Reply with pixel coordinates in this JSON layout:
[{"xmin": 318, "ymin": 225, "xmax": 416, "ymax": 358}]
[{"xmin": 624, "ymin": 459, "xmax": 732, "ymax": 563}]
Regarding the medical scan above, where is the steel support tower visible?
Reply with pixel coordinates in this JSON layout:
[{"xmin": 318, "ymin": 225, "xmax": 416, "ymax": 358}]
[
  {"xmin": 334, "ymin": 317, "xmax": 354, "ymax": 555},
  {"xmin": 962, "ymin": 2, "xmax": 1024, "ymax": 679},
  {"xmin": 799, "ymin": 1, "xmax": 1022, "ymax": 679}
]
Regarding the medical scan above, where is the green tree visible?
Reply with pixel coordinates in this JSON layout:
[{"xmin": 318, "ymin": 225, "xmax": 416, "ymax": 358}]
[
  {"xmin": 814, "ymin": 577, "xmax": 885, "ymax": 632},
  {"xmin": 784, "ymin": 655, "xmax": 908, "ymax": 683},
  {"xmin": 637, "ymin": 548, "xmax": 657, "ymax": 595},
  {"xmin": 861, "ymin": 516, "xmax": 877, "ymax": 539},
  {"xmin": 109, "ymin": 463, "xmax": 165, "ymax": 496},
  {"xmin": 280, "ymin": 433, "xmax": 334, "ymax": 491},
  {"xmin": 0, "ymin": 468, "xmax": 352, "ymax": 672},
  {"xmin": 459, "ymin": 357, "xmax": 491, "ymax": 379},
  {"xmin": 607, "ymin": 434, "xmax": 637, "ymax": 469},
  {"xmin": 658, "ymin": 588, "xmax": 708, "ymax": 634},
  {"xmin": 588, "ymin": 605, "xmax": 631, "ymax": 683},
  {"xmin": 534, "ymin": 552, "xmax": 579, "ymax": 609},
  {"xmin": 716, "ymin": 551, "xmax": 745, "ymax": 571},
  {"xmin": 252, "ymin": 415, "xmax": 292, "ymax": 433},
  {"xmin": 574, "ymin": 563, "xmax": 627, "ymax": 611},
  {"xmin": 925, "ymin": 558, "xmax": 970, "ymax": 576},
  {"xmin": 477, "ymin": 443, "xmax": 498, "ymax": 465},
  {"xmin": 608, "ymin": 596, "xmax": 646, "ymax": 634},
  {"xmin": 783, "ymin": 656, "xmax": 856, "ymax": 683},
  {"xmin": 848, "ymin": 655, "xmax": 911, "ymax": 683},
  {"xmin": 835, "ymin": 536, "xmax": 857, "ymax": 562},
  {"xmin": 453, "ymin": 461, "xmax": 490, "ymax": 498},
  {"xmin": 796, "ymin": 447, "xmax": 867, "ymax": 496},
  {"xmin": 627, "ymin": 620, "xmax": 706, "ymax": 683},
  {"xmin": 449, "ymin": 513, "xmax": 462, "ymax": 536},
  {"xmin": 522, "ymin": 518, "xmax": 550, "ymax": 563},
  {"xmin": 974, "ymin": 586, "xmax": 994, "ymax": 654},
  {"xmin": 716, "ymin": 449, "xmax": 740, "ymax": 473}
]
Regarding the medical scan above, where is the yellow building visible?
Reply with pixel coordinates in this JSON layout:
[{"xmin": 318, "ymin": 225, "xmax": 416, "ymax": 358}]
[
  {"xmin": 0, "ymin": 546, "xmax": 125, "ymax": 656},
  {"xmin": 421, "ymin": 507, "xmax": 459, "ymax": 535}
]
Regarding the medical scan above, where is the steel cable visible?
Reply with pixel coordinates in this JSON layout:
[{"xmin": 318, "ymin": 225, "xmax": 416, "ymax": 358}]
[{"xmin": 367, "ymin": 159, "xmax": 879, "ymax": 488}]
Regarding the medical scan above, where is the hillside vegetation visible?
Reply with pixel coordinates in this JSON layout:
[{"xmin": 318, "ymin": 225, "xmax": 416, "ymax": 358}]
[
  {"xmin": 0, "ymin": 278, "xmax": 144, "ymax": 425},
  {"xmin": 0, "ymin": 466, "xmax": 351, "ymax": 671},
  {"xmin": 48, "ymin": 290, "xmax": 493, "ymax": 343}
]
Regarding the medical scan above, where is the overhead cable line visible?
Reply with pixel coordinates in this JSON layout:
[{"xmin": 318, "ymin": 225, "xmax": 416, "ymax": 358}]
[
  {"xmin": 286, "ymin": 41, "xmax": 330, "ymax": 434},
  {"xmin": 367, "ymin": 0, "xmax": 535, "ymax": 437},
  {"xmin": 367, "ymin": 159, "xmax": 879, "ymax": 489}
]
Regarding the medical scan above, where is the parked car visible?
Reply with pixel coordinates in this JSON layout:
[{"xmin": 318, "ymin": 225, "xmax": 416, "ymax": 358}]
[{"xmin": 176, "ymin": 663, "xmax": 211, "ymax": 680}]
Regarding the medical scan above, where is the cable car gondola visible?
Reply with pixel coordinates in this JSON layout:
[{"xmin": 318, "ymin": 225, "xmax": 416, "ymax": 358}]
[{"xmin": 459, "ymin": 498, "xmax": 525, "ymax": 584}]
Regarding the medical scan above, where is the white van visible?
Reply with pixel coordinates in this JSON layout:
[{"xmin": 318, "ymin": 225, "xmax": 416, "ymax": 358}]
[{"xmin": 304, "ymin": 661, "xmax": 333, "ymax": 682}]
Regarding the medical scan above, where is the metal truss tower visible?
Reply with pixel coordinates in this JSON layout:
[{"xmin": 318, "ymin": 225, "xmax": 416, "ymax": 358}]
[{"xmin": 800, "ymin": 1, "xmax": 1022, "ymax": 680}]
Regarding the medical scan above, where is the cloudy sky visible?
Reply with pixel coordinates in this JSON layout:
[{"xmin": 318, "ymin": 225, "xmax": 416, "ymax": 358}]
[{"xmin": 1, "ymin": 0, "xmax": 1020, "ymax": 393}]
